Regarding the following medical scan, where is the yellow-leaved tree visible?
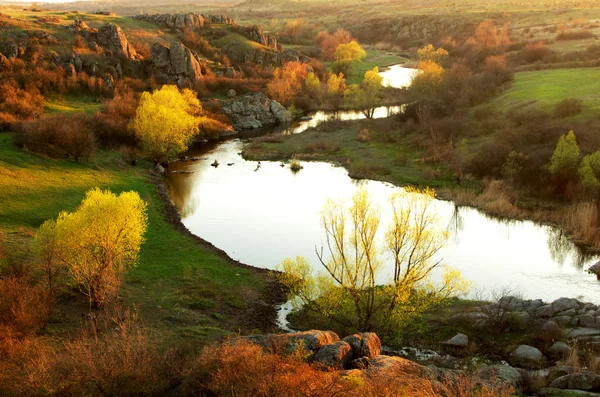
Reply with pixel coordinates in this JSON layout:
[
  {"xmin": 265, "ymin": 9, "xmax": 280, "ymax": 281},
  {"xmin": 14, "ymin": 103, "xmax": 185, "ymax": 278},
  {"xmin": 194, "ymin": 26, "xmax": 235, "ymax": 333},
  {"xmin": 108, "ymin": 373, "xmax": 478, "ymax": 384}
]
[
  {"xmin": 333, "ymin": 41, "xmax": 366, "ymax": 75},
  {"xmin": 278, "ymin": 188, "xmax": 469, "ymax": 335},
  {"xmin": 130, "ymin": 85, "xmax": 205, "ymax": 162},
  {"xmin": 346, "ymin": 67, "xmax": 384, "ymax": 118},
  {"xmin": 36, "ymin": 188, "xmax": 148, "ymax": 309}
]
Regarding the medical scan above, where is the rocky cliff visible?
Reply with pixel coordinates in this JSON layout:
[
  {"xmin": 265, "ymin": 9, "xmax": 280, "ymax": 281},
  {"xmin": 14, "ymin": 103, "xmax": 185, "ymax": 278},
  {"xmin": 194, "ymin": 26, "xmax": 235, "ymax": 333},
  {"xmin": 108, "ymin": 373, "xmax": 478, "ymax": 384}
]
[
  {"xmin": 133, "ymin": 13, "xmax": 236, "ymax": 31},
  {"xmin": 69, "ymin": 20, "xmax": 139, "ymax": 60}
]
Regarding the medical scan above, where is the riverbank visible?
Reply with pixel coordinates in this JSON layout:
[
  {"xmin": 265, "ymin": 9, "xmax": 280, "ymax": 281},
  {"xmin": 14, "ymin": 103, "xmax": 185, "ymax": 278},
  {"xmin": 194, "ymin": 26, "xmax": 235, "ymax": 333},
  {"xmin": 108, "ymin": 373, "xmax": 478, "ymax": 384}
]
[{"xmin": 0, "ymin": 133, "xmax": 279, "ymax": 343}]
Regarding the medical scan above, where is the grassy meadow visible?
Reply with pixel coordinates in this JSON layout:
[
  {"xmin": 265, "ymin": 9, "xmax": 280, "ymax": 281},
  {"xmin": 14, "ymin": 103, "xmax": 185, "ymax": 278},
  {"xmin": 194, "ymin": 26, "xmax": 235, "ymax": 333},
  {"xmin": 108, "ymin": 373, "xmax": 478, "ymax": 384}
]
[
  {"xmin": 494, "ymin": 68, "xmax": 600, "ymax": 118},
  {"xmin": 0, "ymin": 133, "xmax": 267, "ymax": 343}
]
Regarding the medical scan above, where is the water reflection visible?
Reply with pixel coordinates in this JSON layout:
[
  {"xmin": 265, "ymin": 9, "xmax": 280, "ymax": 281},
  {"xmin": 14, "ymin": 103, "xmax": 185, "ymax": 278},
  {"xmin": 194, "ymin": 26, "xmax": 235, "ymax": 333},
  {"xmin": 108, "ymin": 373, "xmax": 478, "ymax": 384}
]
[
  {"xmin": 379, "ymin": 64, "xmax": 419, "ymax": 89},
  {"xmin": 166, "ymin": 140, "xmax": 600, "ymax": 302}
]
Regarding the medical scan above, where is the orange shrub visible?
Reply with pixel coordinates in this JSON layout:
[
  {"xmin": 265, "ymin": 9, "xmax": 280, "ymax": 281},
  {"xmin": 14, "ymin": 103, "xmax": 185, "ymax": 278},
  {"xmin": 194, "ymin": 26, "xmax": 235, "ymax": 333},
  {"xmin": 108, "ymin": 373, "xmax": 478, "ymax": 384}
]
[
  {"xmin": 0, "ymin": 276, "xmax": 49, "ymax": 335},
  {"xmin": 18, "ymin": 114, "xmax": 96, "ymax": 160}
]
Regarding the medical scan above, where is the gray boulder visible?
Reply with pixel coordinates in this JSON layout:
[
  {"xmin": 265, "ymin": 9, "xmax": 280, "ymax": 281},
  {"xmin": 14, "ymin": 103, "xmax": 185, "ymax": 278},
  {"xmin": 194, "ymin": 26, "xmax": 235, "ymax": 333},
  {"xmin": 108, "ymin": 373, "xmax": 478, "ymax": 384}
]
[
  {"xmin": 149, "ymin": 42, "xmax": 203, "ymax": 84},
  {"xmin": 552, "ymin": 297, "xmax": 581, "ymax": 312},
  {"xmin": 512, "ymin": 345, "xmax": 545, "ymax": 368},
  {"xmin": 546, "ymin": 365, "xmax": 579, "ymax": 384},
  {"xmin": 550, "ymin": 372, "xmax": 600, "ymax": 391},
  {"xmin": 227, "ymin": 89, "xmax": 237, "ymax": 98},
  {"xmin": 547, "ymin": 341, "xmax": 571, "ymax": 359},
  {"xmin": 442, "ymin": 333, "xmax": 469, "ymax": 349},
  {"xmin": 578, "ymin": 315, "xmax": 597, "ymax": 328},
  {"xmin": 553, "ymin": 315, "xmax": 573, "ymax": 327},
  {"xmin": 313, "ymin": 341, "xmax": 353, "ymax": 368},
  {"xmin": 536, "ymin": 305, "xmax": 557, "ymax": 318},
  {"xmin": 222, "ymin": 92, "xmax": 288, "ymax": 130},
  {"xmin": 478, "ymin": 364, "xmax": 522, "ymax": 392},
  {"xmin": 541, "ymin": 320, "xmax": 561, "ymax": 335},
  {"xmin": 270, "ymin": 100, "xmax": 291, "ymax": 123},
  {"xmin": 342, "ymin": 332, "xmax": 381, "ymax": 358}
]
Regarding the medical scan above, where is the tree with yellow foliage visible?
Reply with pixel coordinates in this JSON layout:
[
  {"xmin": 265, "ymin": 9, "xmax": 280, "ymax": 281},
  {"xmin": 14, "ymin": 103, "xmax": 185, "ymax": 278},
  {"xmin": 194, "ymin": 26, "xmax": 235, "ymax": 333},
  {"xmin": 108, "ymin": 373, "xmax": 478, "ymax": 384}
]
[
  {"xmin": 278, "ymin": 188, "xmax": 469, "ymax": 333},
  {"xmin": 326, "ymin": 72, "xmax": 347, "ymax": 107},
  {"xmin": 347, "ymin": 67, "xmax": 383, "ymax": 118},
  {"xmin": 411, "ymin": 60, "xmax": 445, "ymax": 98},
  {"xmin": 130, "ymin": 85, "xmax": 205, "ymax": 162},
  {"xmin": 333, "ymin": 41, "xmax": 366, "ymax": 75},
  {"xmin": 37, "ymin": 188, "xmax": 148, "ymax": 309},
  {"xmin": 417, "ymin": 44, "xmax": 449, "ymax": 62}
]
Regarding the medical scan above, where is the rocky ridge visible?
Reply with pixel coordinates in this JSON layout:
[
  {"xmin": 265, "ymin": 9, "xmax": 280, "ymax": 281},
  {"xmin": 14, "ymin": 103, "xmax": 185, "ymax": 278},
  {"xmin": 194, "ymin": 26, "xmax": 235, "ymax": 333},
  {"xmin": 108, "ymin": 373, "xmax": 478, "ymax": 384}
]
[
  {"xmin": 133, "ymin": 13, "xmax": 236, "ymax": 30},
  {"xmin": 148, "ymin": 42, "xmax": 204, "ymax": 86},
  {"xmin": 222, "ymin": 92, "xmax": 290, "ymax": 130}
]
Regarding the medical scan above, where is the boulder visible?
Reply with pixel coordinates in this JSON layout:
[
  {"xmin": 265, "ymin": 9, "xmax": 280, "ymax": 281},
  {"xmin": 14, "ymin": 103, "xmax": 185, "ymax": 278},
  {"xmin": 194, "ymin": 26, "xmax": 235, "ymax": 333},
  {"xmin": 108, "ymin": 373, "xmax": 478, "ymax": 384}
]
[
  {"xmin": 222, "ymin": 92, "xmax": 288, "ymax": 130},
  {"xmin": 550, "ymin": 372, "xmax": 600, "ymax": 391},
  {"xmin": 498, "ymin": 296, "xmax": 524, "ymax": 311},
  {"xmin": 568, "ymin": 328, "xmax": 600, "ymax": 338},
  {"xmin": 442, "ymin": 333, "xmax": 469, "ymax": 349},
  {"xmin": 578, "ymin": 315, "xmax": 597, "ymax": 328},
  {"xmin": 547, "ymin": 341, "xmax": 571, "ymax": 359},
  {"xmin": 546, "ymin": 365, "xmax": 579, "ymax": 384},
  {"xmin": 552, "ymin": 297, "xmax": 581, "ymax": 312},
  {"xmin": 313, "ymin": 341, "xmax": 353, "ymax": 368},
  {"xmin": 270, "ymin": 100, "xmax": 291, "ymax": 123},
  {"xmin": 366, "ymin": 355, "xmax": 433, "ymax": 379},
  {"xmin": 559, "ymin": 308, "xmax": 577, "ymax": 317},
  {"xmin": 149, "ymin": 42, "xmax": 203, "ymax": 84},
  {"xmin": 536, "ymin": 305, "xmax": 557, "ymax": 318},
  {"xmin": 478, "ymin": 364, "xmax": 522, "ymax": 392},
  {"xmin": 342, "ymin": 333, "xmax": 381, "ymax": 358},
  {"xmin": 227, "ymin": 89, "xmax": 237, "ymax": 98},
  {"xmin": 589, "ymin": 261, "xmax": 600, "ymax": 280},
  {"xmin": 553, "ymin": 315, "xmax": 573, "ymax": 327},
  {"xmin": 97, "ymin": 23, "xmax": 136, "ymax": 59},
  {"xmin": 242, "ymin": 330, "xmax": 340, "ymax": 354},
  {"xmin": 541, "ymin": 320, "xmax": 561, "ymax": 334},
  {"xmin": 512, "ymin": 345, "xmax": 545, "ymax": 368}
]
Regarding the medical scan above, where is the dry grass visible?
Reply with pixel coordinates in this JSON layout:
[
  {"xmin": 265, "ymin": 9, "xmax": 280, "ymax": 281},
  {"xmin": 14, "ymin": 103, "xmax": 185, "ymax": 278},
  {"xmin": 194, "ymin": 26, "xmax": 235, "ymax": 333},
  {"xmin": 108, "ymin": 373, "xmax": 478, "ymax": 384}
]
[
  {"xmin": 449, "ymin": 181, "xmax": 523, "ymax": 219},
  {"xmin": 562, "ymin": 201, "xmax": 599, "ymax": 248}
]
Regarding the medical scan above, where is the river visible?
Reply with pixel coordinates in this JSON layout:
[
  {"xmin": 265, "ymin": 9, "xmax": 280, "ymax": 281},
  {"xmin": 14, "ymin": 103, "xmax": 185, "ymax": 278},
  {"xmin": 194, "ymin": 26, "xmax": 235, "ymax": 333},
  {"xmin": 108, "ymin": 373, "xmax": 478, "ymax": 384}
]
[{"xmin": 165, "ymin": 65, "xmax": 600, "ymax": 308}]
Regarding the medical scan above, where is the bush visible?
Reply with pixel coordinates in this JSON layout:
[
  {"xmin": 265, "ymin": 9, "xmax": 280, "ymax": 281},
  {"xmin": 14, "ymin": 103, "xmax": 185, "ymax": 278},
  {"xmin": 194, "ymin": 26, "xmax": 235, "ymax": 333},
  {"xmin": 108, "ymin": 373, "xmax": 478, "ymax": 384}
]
[
  {"xmin": 554, "ymin": 98, "xmax": 583, "ymax": 118},
  {"xmin": 356, "ymin": 128, "xmax": 372, "ymax": 142},
  {"xmin": 94, "ymin": 86, "xmax": 139, "ymax": 146},
  {"xmin": 556, "ymin": 30, "xmax": 596, "ymax": 41},
  {"xmin": 0, "ymin": 276, "xmax": 49, "ymax": 335},
  {"xmin": 18, "ymin": 114, "xmax": 96, "ymax": 160}
]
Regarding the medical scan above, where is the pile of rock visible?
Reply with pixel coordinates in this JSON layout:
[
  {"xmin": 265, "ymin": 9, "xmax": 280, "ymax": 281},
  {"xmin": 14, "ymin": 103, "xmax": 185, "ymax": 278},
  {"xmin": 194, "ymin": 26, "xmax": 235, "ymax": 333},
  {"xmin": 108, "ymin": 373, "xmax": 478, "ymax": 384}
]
[
  {"xmin": 222, "ymin": 92, "xmax": 291, "ymax": 130},
  {"xmin": 133, "ymin": 13, "xmax": 236, "ymax": 31},
  {"xmin": 68, "ymin": 20, "xmax": 139, "ymax": 61}
]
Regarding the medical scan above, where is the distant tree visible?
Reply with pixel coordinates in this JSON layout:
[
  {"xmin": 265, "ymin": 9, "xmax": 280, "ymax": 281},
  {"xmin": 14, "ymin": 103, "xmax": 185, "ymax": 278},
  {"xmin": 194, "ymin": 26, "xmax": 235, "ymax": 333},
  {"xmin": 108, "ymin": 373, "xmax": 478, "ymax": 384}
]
[
  {"xmin": 417, "ymin": 44, "xmax": 449, "ymax": 62},
  {"xmin": 332, "ymin": 41, "xmax": 366, "ymax": 75},
  {"xmin": 278, "ymin": 188, "xmax": 468, "ymax": 333},
  {"xmin": 267, "ymin": 61, "xmax": 310, "ymax": 106},
  {"xmin": 326, "ymin": 72, "xmax": 347, "ymax": 107},
  {"xmin": 347, "ymin": 67, "xmax": 383, "ymax": 118},
  {"xmin": 549, "ymin": 130, "xmax": 580, "ymax": 188},
  {"xmin": 451, "ymin": 138, "xmax": 471, "ymax": 186},
  {"xmin": 579, "ymin": 151, "xmax": 600, "ymax": 192},
  {"xmin": 484, "ymin": 55, "xmax": 512, "ymax": 85},
  {"xmin": 283, "ymin": 19, "xmax": 307, "ymax": 43},
  {"xmin": 410, "ymin": 60, "xmax": 445, "ymax": 98},
  {"xmin": 472, "ymin": 19, "xmax": 511, "ymax": 50},
  {"xmin": 501, "ymin": 150, "xmax": 528, "ymax": 186},
  {"xmin": 304, "ymin": 72, "xmax": 322, "ymax": 99},
  {"xmin": 130, "ymin": 85, "xmax": 205, "ymax": 162},
  {"xmin": 317, "ymin": 29, "xmax": 353, "ymax": 60},
  {"xmin": 38, "ymin": 188, "xmax": 148, "ymax": 309}
]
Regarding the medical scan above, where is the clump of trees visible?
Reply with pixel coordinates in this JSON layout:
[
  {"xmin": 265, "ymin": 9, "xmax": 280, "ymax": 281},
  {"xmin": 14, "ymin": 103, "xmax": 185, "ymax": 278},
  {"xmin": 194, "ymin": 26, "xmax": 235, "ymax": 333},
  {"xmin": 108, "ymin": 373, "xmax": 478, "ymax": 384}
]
[
  {"xmin": 278, "ymin": 188, "xmax": 468, "ymax": 335},
  {"xmin": 267, "ymin": 61, "xmax": 310, "ymax": 106},
  {"xmin": 332, "ymin": 41, "xmax": 366, "ymax": 75},
  {"xmin": 347, "ymin": 67, "xmax": 383, "ymax": 118}
]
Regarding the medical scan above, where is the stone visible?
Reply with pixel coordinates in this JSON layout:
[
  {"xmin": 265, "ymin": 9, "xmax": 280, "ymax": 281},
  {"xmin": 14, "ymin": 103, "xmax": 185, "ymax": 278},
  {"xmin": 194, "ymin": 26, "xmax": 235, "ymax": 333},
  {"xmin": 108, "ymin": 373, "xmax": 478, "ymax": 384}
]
[
  {"xmin": 550, "ymin": 371, "xmax": 600, "ymax": 391},
  {"xmin": 155, "ymin": 164, "xmax": 165, "ymax": 174},
  {"xmin": 512, "ymin": 345, "xmax": 545, "ymax": 368},
  {"xmin": 313, "ymin": 341, "xmax": 353, "ymax": 368},
  {"xmin": 270, "ymin": 100, "xmax": 291, "ymax": 123},
  {"xmin": 541, "ymin": 320, "xmax": 561, "ymax": 334},
  {"xmin": 134, "ymin": 13, "xmax": 235, "ymax": 31},
  {"xmin": 242, "ymin": 330, "xmax": 340, "ymax": 354},
  {"xmin": 513, "ymin": 311, "xmax": 533, "ymax": 327},
  {"xmin": 547, "ymin": 341, "xmax": 571, "ymax": 359},
  {"xmin": 342, "ymin": 333, "xmax": 381, "ymax": 358},
  {"xmin": 568, "ymin": 328, "xmax": 600, "ymax": 338},
  {"xmin": 589, "ymin": 261, "xmax": 600, "ymax": 279},
  {"xmin": 349, "ymin": 357, "xmax": 370, "ymax": 369},
  {"xmin": 526, "ymin": 299, "xmax": 544, "ymax": 313},
  {"xmin": 579, "ymin": 315, "xmax": 597, "ymax": 328},
  {"xmin": 498, "ymin": 296, "xmax": 524, "ymax": 311},
  {"xmin": 559, "ymin": 308, "xmax": 577, "ymax": 317},
  {"xmin": 149, "ymin": 42, "xmax": 203, "ymax": 84},
  {"xmin": 227, "ymin": 89, "xmax": 237, "ymax": 98},
  {"xmin": 442, "ymin": 333, "xmax": 469, "ymax": 348},
  {"xmin": 97, "ymin": 23, "xmax": 136, "ymax": 59},
  {"xmin": 552, "ymin": 297, "xmax": 581, "ymax": 312},
  {"xmin": 222, "ymin": 92, "xmax": 288, "ymax": 130},
  {"xmin": 478, "ymin": 364, "xmax": 522, "ymax": 392},
  {"xmin": 536, "ymin": 305, "xmax": 557, "ymax": 318},
  {"xmin": 546, "ymin": 365, "xmax": 579, "ymax": 384},
  {"xmin": 366, "ymin": 355, "xmax": 433, "ymax": 379}
]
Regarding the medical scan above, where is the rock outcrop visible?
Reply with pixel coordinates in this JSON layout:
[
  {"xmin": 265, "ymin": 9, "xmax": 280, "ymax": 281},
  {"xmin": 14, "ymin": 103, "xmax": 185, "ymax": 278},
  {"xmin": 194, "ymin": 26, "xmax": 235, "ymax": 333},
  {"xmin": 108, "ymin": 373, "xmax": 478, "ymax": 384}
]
[
  {"xmin": 97, "ymin": 23, "xmax": 137, "ymax": 59},
  {"xmin": 235, "ymin": 24, "xmax": 280, "ymax": 50},
  {"xmin": 149, "ymin": 42, "xmax": 203, "ymax": 85},
  {"xmin": 222, "ymin": 92, "xmax": 291, "ymax": 130},
  {"xmin": 133, "ymin": 13, "xmax": 236, "ymax": 30}
]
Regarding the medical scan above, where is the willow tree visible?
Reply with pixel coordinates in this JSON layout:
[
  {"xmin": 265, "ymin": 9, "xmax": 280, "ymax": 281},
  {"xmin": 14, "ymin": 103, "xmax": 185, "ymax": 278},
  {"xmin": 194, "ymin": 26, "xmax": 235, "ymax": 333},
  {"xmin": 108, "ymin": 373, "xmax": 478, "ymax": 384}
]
[
  {"xmin": 278, "ymin": 188, "xmax": 469, "ymax": 333},
  {"xmin": 37, "ymin": 188, "xmax": 148, "ymax": 309},
  {"xmin": 130, "ymin": 85, "xmax": 205, "ymax": 162}
]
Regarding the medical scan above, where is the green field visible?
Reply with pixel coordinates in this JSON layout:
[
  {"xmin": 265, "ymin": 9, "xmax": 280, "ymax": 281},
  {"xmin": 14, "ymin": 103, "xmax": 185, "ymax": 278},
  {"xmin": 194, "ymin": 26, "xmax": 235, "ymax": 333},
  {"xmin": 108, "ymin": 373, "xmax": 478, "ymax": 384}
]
[
  {"xmin": 0, "ymin": 133, "xmax": 266, "ymax": 342},
  {"xmin": 494, "ymin": 68, "xmax": 600, "ymax": 118}
]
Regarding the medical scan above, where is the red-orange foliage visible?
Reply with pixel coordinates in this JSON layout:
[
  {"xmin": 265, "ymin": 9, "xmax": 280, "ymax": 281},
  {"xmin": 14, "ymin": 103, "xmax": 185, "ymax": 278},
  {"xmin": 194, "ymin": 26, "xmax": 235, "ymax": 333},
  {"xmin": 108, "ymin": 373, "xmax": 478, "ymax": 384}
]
[
  {"xmin": 317, "ymin": 29, "xmax": 353, "ymax": 60},
  {"xmin": 94, "ymin": 85, "xmax": 139, "ymax": 145},
  {"xmin": 267, "ymin": 61, "xmax": 310, "ymax": 106},
  {"xmin": 18, "ymin": 114, "xmax": 96, "ymax": 160},
  {"xmin": 0, "ymin": 79, "xmax": 44, "ymax": 119}
]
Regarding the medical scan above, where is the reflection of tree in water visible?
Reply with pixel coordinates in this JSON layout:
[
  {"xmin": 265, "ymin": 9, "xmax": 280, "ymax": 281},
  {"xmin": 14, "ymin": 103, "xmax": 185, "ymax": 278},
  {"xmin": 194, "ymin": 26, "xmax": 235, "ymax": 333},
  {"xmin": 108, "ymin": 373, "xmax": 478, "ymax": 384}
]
[
  {"xmin": 167, "ymin": 174, "xmax": 198, "ymax": 219},
  {"xmin": 447, "ymin": 204, "xmax": 464, "ymax": 244},
  {"xmin": 546, "ymin": 228, "xmax": 597, "ymax": 270}
]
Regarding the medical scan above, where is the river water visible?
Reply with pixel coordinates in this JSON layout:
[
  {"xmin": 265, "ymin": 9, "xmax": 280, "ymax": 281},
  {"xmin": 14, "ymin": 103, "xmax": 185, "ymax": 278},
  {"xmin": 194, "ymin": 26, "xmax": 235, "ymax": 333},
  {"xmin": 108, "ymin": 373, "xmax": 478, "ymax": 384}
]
[{"xmin": 165, "ymin": 66, "xmax": 600, "ymax": 304}]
